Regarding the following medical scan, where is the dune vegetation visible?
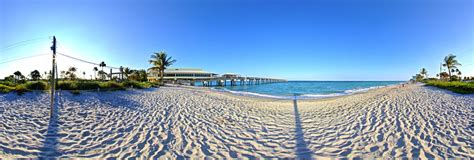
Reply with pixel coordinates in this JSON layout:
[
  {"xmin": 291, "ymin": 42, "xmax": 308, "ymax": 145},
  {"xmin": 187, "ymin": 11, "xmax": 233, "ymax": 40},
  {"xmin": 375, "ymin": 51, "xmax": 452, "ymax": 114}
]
[
  {"xmin": 0, "ymin": 80, "xmax": 158, "ymax": 94},
  {"xmin": 1, "ymin": 52, "xmax": 177, "ymax": 95},
  {"xmin": 424, "ymin": 80, "xmax": 474, "ymax": 94}
]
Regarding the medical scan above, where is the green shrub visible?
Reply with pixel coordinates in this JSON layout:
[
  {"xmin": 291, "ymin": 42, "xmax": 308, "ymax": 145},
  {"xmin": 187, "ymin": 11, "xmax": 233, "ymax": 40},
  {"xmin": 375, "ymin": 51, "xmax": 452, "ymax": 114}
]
[
  {"xmin": 58, "ymin": 81, "xmax": 127, "ymax": 91},
  {"xmin": 0, "ymin": 84, "xmax": 15, "ymax": 93},
  {"xmin": 76, "ymin": 81, "xmax": 101, "ymax": 90},
  {"xmin": 121, "ymin": 81, "xmax": 152, "ymax": 89},
  {"xmin": 24, "ymin": 81, "xmax": 49, "ymax": 90},
  {"xmin": 425, "ymin": 80, "xmax": 474, "ymax": 94},
  {"xmin": 99, "ymin": 81, "xmax": 125, "ymax": 90},
  {"xmin": 15, "ymin": 84, "xmax": 29, "ymax": 95},
  {"xmin": 57, "ymin": 81, "xmax": 78, "ymax": 90}
]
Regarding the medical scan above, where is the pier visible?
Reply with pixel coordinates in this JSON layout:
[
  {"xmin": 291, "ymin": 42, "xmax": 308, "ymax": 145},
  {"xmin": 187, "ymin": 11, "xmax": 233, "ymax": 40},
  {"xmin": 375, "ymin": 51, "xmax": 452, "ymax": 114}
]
[
  {"xmin": 147, "ymin": 68, "xmax": 287, "ymax": 86},
  {"xmin": 200, "ymin": 76, "xmax": 287, "ymax": 87}
]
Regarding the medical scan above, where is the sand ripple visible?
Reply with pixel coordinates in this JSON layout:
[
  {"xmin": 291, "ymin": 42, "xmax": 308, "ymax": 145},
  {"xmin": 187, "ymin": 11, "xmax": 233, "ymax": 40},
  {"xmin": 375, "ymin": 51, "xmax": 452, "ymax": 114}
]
[{"xmin": 0, "ymin": 85, "xmax": 472, "ymax": 158}]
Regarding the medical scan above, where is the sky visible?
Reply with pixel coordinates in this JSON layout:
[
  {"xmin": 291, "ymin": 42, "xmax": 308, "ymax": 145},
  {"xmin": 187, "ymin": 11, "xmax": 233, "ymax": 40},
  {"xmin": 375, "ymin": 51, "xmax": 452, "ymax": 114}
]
[{"xmin": 0, "ymin": 0, "xmax": 473, "ymax": 81}]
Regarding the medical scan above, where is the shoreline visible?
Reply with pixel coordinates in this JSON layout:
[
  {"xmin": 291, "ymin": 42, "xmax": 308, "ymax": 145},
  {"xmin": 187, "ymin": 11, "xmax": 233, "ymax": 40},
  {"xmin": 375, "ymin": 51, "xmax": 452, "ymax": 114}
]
[
  {"xmin": 167, "ymin": 82, "xmax": 405, "ymax": 102},
  {"xmin": 207, "ymin": 82, "xmax": 405, "ymax": 100}
]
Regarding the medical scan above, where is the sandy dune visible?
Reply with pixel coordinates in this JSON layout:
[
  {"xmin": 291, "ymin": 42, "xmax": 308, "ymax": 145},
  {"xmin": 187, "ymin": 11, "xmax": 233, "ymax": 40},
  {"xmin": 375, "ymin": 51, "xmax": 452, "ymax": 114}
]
[{"xmin": 0, "ymin": 85, "xmax": 472, "ymax": 158}]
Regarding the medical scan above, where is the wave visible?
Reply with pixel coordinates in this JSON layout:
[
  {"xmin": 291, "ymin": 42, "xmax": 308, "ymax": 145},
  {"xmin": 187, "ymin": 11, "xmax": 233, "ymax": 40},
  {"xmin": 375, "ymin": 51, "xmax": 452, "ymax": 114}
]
[
  {"xmin": 212, "ymin": 88, "xmax": 291, "ymax": 99},
  {"xmin": 298, "ymin": 93, "xmax": 346, "ymax": 99},
  {"xmin": 213, "ymin": 83, "xmax": 400, "ymax": 100}
]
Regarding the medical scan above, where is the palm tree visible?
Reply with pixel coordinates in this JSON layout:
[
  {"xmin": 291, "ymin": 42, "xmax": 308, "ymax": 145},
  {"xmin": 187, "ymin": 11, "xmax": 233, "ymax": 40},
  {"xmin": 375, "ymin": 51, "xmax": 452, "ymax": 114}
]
[
  {"xmin": 148, "ymin": 51, "xmax": 176, "ymax": 84},
  {"xmin": 123, "ymin": 67, "xmax": 131, "ymax": 79},
  {"xmin": 420, "ymin": 68, "xmax": 427, "ymax": 79},
  {"xmin": 66, "ymin": 67, "xmax": 77, "ymax": 80},
  {"xmin": 97, "ymin": 70, "xmax": 107, "ymax": 80},
  {"xmin": 93, "ymin": 67, "xmax": 98, "ymax": 80},
  {"xmin": 457, "ymin": 69, "xmax": 462, "ymax": 76},
  {"xmin": 99, "ymin": 61, "xmax": 106, "ymax": 71},
  {"xmin": 443, "ymin": 54, "xmax": 461, "ymax": 77}
]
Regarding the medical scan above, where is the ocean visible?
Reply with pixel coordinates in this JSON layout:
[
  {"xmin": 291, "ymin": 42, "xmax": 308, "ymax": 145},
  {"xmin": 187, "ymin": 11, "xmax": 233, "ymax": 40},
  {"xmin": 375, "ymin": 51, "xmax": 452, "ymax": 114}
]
[{"xmin": 213, "ymin": 81, "xmax": 404, "ymax": 99}]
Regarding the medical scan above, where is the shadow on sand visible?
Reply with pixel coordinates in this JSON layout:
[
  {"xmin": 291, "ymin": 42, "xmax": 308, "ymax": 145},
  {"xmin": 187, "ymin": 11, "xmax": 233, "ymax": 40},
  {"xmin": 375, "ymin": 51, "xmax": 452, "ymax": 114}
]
[
  {"xmin": 38, "ymin": 92, "xmax": 62, "ymax": 159},
  {"xmin": 293, "ymin": 95, "xmax": 312, "ymax": 158}
]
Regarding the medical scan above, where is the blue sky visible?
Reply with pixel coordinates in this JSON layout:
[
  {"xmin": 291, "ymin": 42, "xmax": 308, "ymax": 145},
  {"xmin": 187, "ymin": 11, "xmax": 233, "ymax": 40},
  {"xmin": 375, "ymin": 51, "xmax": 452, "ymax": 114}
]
[{"xmin": 1, "ymin": 0, "xmax": 473, "ymax": 80}]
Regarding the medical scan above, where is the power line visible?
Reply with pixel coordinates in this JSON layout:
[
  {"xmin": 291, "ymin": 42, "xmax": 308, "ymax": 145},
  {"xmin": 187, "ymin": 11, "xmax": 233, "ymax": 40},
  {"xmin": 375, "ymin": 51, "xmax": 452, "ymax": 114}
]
[
  {"xmin": 1, "ymin": 37, "xmax": 50, "ymax": 52},
  {"xmin": 55, "ymin": 40, "xmax": 121, "ymax": 70},
  {"xmin": 0, "ymin": 53, "xmax": 50, "ymax": 65},
  {"xmin": 57, "ymin": 52, "xmax": 121, "ymax": 69}
]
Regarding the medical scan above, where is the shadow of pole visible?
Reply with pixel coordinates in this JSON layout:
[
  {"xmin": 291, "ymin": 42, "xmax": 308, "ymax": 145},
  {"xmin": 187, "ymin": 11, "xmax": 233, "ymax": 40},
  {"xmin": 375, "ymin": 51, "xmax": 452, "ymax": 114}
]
[
  {"xmin": 39, "ymin": 91, "xmax": 62, "ymax": 159},
  {"xmin": 293, "ymin": 94, "xmax": 312, "ymax": 159}
]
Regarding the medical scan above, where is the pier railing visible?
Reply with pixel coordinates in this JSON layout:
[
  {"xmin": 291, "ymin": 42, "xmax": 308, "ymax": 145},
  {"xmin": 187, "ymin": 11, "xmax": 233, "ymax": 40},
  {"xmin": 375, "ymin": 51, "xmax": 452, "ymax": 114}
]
[{"xmin": 199, "ymin": 76, "xmax": 287, "ymax": 87}]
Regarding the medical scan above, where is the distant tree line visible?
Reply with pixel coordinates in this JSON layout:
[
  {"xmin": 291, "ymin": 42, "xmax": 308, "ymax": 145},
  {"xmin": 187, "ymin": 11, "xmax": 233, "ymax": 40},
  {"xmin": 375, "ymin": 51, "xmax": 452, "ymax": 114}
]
[{"xmin": 413, "ymin": 54, "xmax": 472, "ymax": 82}]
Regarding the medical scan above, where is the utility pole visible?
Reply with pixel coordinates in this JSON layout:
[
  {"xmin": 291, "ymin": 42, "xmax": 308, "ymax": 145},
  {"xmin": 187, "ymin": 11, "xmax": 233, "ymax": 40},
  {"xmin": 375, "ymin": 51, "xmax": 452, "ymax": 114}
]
[{"xmin": 50, "ymin": 36, "xmax": 56, "ymax": 117}]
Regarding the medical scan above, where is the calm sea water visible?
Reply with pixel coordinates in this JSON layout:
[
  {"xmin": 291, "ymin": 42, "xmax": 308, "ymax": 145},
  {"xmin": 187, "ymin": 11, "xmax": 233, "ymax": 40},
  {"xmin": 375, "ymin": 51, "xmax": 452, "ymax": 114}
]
[{"xmin": 213, "ymin": 81, "xmax": 404, "ymax": 99}]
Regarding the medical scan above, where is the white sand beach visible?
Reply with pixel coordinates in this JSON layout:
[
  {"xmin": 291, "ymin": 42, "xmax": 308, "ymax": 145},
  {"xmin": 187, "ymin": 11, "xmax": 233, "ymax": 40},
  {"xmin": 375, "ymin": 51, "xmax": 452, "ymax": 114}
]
[{"xmin": 0, "ymin": 84, "xmax": 472, "ymax": 158}]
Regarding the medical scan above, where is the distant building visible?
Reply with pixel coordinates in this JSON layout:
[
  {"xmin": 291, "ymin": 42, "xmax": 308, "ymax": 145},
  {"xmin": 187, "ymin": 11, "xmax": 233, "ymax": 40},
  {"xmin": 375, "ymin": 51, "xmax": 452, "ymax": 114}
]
[{"xmin": 147, "ymin": 68, "xmax": 218, "ymax": 83}]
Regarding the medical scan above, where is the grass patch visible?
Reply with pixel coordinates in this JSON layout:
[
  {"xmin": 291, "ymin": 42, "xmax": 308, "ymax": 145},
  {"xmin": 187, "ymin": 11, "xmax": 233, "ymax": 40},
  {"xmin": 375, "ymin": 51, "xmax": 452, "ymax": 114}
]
[
  {"xmin": 0, "ymin": 84, "xmax": 15, "ymax": 93},
  {"xmin": 424, "ymin": 80, "xmax": 474, "ymax": 94}
]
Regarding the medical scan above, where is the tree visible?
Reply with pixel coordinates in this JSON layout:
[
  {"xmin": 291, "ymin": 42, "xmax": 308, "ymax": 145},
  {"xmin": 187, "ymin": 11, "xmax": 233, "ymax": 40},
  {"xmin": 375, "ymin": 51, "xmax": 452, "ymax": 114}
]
[
  {"xmin": 93, "ymin": 67, "xmax": 98, "ymax": 80},
  {"xmin": 127, "ymin": 70, "xmax": 139, "ymax": 81},
  {"xmin": 443, "ymin": 54, "xmax": 461, "ymax": 78},
  {"xmin": 30, "ymin": 70, "xmax": 41, "ymax": 81},
  {"xmin": 420, "ymin": 68, "xmax": 427, "ymax": 79},
  {"xmin": 99, "ymin": 61, "xmax": 106, "ymax": 71},
  {"xmin": 123, "ymin": 67, "xmax": 131, "ymax": 79},
  {"xmin": 415, "ymin": 74, "xmax": 423, "ymax": 82},
  {"xmin": 4, "ymin": 75, "xmax": 14, "ymax": 82},
  {"xmin": 66, "ymin": 67, "xmax": 77, "ymax": 80},
  {"xmin": 455, "ymin": 69, "xmax": 462, "ymax": 76},
  {"xmin": 13, "ymin": 71, "xmax": 22, "ymax": 81},
  {"xmin": 97, "ymin": 70, "xmax": 107, "ymax": 80},
  {"xmin": 148, "ymin": 51, "xmax": 176, "ymax": 84},
  {"xmin": 439, "ymin": 72, "xmax": 449, "ymax": 80},
  {"xmin": 138, "ymin": 69, "xmax": 148, "ymax": 82},
  {"xmin": 83, "ymin": 71, "xmax": 86, "ymax": 79}
]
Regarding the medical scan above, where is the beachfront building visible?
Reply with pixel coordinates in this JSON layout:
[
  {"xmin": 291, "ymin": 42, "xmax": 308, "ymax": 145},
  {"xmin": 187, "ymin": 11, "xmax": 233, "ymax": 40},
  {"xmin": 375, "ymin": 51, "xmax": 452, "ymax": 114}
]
[{"xmin": 147, "ymin": 68, "xmax": 218, "ymax": 85}]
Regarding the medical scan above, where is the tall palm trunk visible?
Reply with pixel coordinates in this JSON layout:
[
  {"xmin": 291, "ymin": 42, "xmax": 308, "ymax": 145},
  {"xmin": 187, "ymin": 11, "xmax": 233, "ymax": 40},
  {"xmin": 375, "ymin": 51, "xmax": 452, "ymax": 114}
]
[
  {"xmin": 447, "ymin": 66, "xmax": 451, "ymax": 77},
  {"xmin": 159, "ymin": 69, "xmax": 164, "ymax": 84}
]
